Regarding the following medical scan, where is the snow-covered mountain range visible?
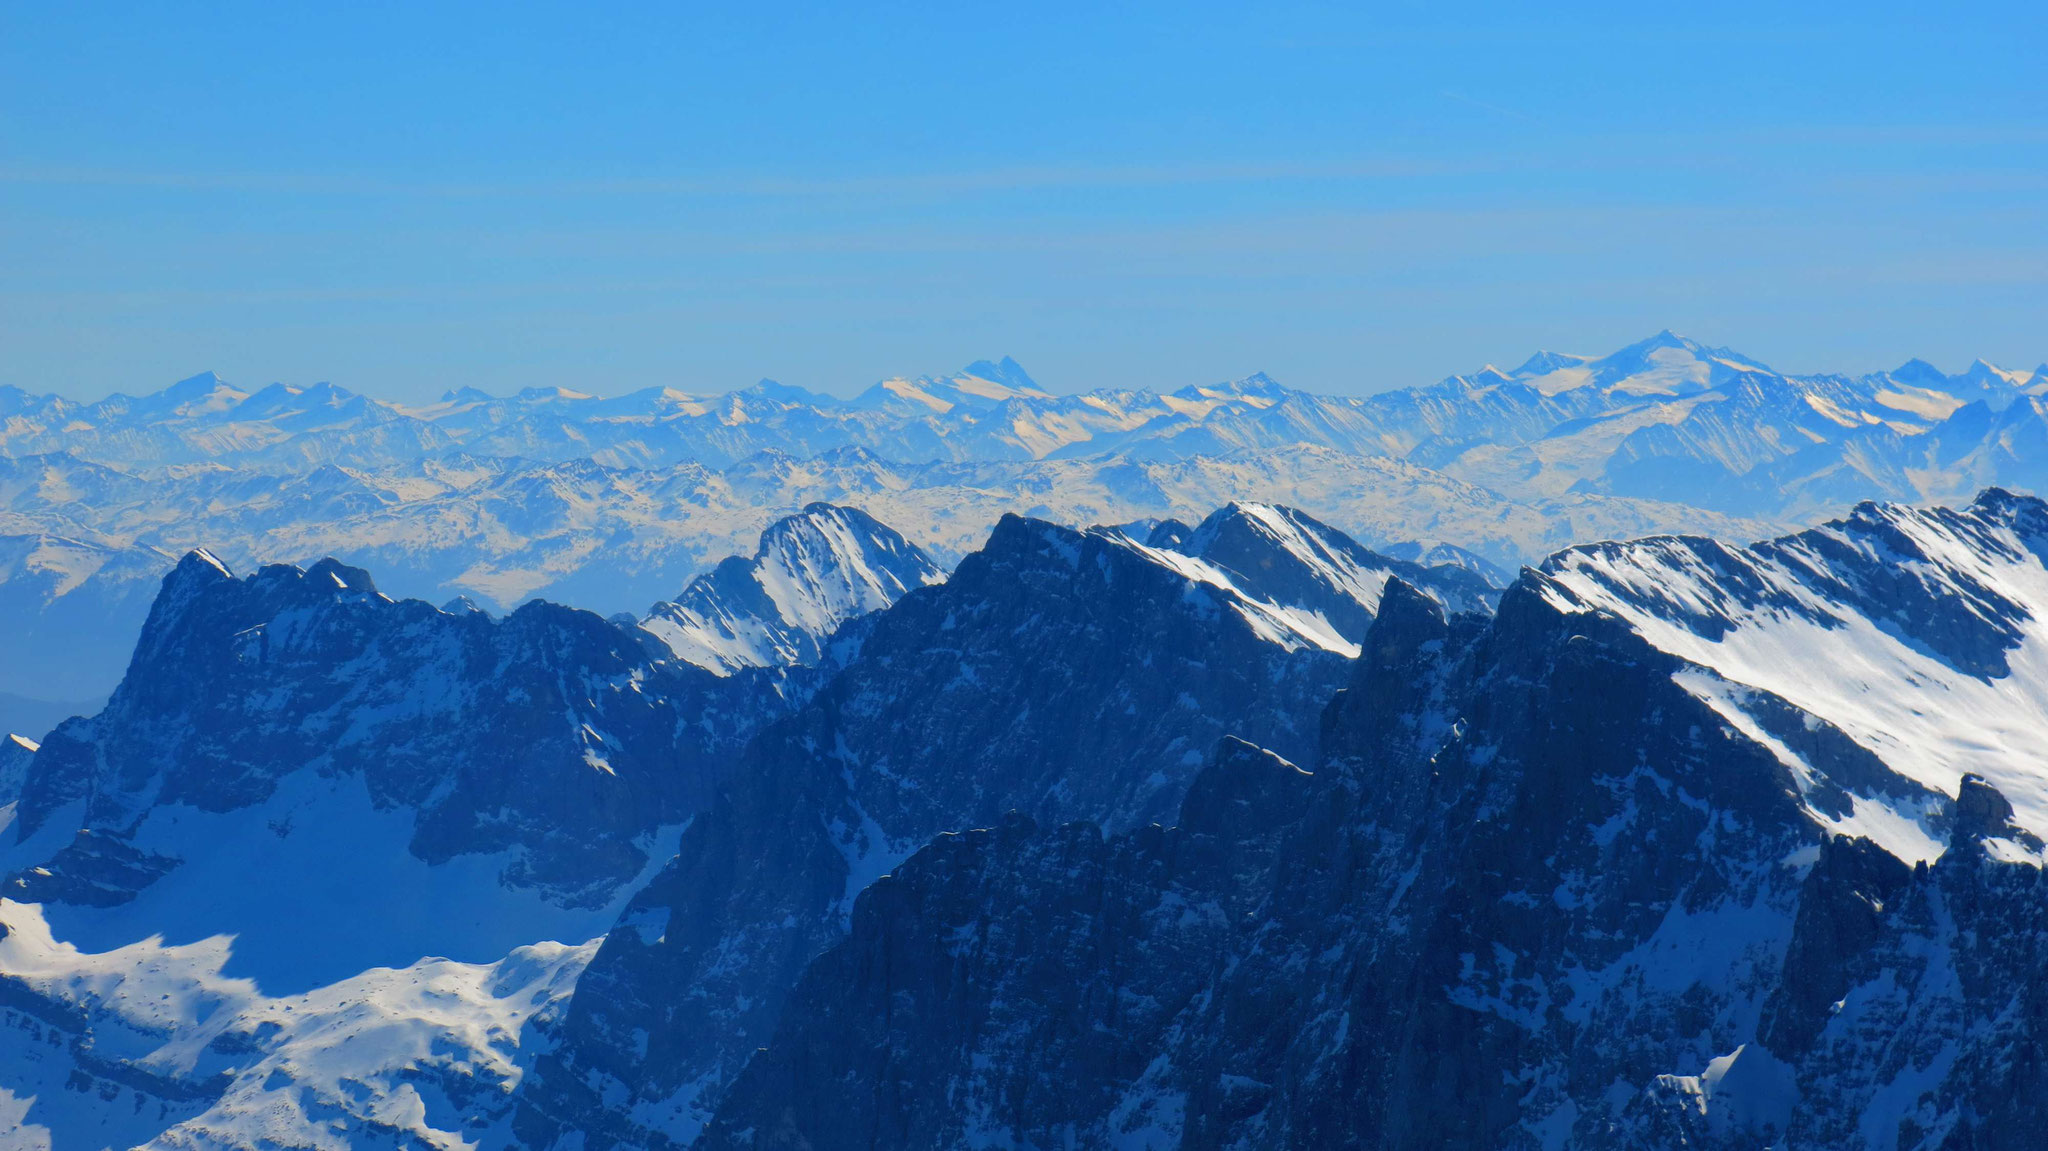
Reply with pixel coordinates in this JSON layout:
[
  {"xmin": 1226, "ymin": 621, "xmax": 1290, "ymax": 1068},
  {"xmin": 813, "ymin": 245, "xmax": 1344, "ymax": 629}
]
[
  {"xmin": 0, "ymin": 499, "xmax": 1487, "ymax": 1148},
  {"xmin": 3, "ymin": 332, "xmax": 2041, "ymax": 719},
  {"xmin": 4, "ymin": 333, "xmax": 2048, "ymax": 1149},
  {"xmin": 5, "ymin": 490, "xmax": 2045, "ymax": 1148},
  {"xmin": 5, "ymin": 341, "xmax": 2043, "ymax": 502}
]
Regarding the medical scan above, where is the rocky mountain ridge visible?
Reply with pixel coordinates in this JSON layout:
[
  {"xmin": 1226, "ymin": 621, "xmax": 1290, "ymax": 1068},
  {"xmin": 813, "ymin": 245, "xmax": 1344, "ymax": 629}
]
[
  {"xmin": 1, "ymin": 548, "xmax": 800, "ymax": 990},
  {"xmin": 512, "ymin": 503, "xmax": 1453, "ymax": 1147},
  {"xmin": 0, "ymin": 441, "xmax": 1760, "ymax": 711},
  {"xmin": 694, "ymin": 490, "xmax": 2048, "ymax": 1150},
  {"xmin": 0, "ymin": 499, "xmax": 1480, "ymax": 1148}
]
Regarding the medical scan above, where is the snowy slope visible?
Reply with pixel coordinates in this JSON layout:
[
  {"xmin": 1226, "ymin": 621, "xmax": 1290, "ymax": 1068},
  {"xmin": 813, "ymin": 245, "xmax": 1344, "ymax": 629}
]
[
  {"xmin": 1109, "ymin": 533, "xmax": 1366, "ymax": 657},
  {"xmin": 640, "ymin": 503, "xmax": 945, "ymax": 673},
  {"xmin": 1537, "ymin": 488, "xmax": 2048, "ymax": 857},
  {"xmin": 0, "ymin": 898, "xmax": 593, "ymax": 1151},
  {"xmin": 0, "ymin": 767, "xmax": 678, "ymax": 995}
]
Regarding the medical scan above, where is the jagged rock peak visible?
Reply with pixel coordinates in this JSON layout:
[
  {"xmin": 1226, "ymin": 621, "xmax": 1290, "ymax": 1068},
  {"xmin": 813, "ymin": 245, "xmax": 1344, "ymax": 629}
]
[
  {"xmin": 1175, "ymin": 502, "xmax": 1498, "ymax": 632},
  {"xmin": 167, "ymin": 546, "xmax": 233, "ymax": 585},
  {"xmin": 1366, "ymin": 576, "xmax": 1449, "ymax": 655},
  {"xmin": 1952, "ymin": 773, "xmax": 2042, "ymax": 854}
]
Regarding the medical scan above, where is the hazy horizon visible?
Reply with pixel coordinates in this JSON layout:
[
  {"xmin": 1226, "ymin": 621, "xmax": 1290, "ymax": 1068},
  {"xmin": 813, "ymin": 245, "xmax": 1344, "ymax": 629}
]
[
  {"xmin": 10, "ymin": 328, "xmax": 2045, "ymax": 407},
  {"xmin": 5, "ymin": 2, "xmax": 2044, "ymax": 403}
]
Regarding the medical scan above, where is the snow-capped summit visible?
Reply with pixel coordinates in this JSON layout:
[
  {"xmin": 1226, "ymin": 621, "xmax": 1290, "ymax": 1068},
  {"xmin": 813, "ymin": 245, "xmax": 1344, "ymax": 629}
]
[
  {"xmin": 851, "ymin": 359, "xmax": 1057, "ymax": 417},
  {"xmin": 1510, "ymin": 349, "xmax": 1594, "ymax": 377},
  {"xmin": 641, "ymin": 503, "xmax": 947, "ymax": 674},
  {"xmin": 1512, "ymin": 330, "xmax": 1773, "ymax": 399},
  {"xmin": 1163, "ymin": 502, "xmax": 1497, "ymax": 643},
  {"xmin": 141, "ymin": 370, "xmax": 246, "ymax": 416},
  {"xmin": 1536, "ymin": 488, "xmax": 2048, "ymax": 858}
]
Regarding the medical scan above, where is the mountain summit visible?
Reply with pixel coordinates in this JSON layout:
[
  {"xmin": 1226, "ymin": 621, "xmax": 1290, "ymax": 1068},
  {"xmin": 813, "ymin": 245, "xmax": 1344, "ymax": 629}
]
[{"xmin": 640, "ymin": 503, "xmax": 947, "ymax": 673}]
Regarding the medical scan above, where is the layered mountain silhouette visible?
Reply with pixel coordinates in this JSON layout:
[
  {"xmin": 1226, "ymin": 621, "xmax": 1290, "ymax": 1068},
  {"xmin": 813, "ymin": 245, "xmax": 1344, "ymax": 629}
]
[{"xmin": 4, "ymin": 337, "xmax": 2048, "ymax": 1149}]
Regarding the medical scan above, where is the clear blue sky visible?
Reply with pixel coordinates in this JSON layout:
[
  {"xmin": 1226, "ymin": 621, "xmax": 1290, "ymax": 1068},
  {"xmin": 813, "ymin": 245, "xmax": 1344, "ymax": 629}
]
[{"xmin": 3, "ymin": 1, "xmax": 2044, "ymax": 400}]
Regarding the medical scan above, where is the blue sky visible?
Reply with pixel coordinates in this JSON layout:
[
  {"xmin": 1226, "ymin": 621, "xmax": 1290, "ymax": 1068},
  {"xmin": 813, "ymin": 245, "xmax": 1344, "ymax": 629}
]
[{"xmin": 3, "ymin": 1, "xmax": 2044, "ymax": 400}]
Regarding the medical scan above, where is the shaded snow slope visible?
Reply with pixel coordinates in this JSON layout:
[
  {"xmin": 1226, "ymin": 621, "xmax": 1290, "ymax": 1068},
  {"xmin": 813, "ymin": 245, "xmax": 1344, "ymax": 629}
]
[{"xmin": 0, "ymin": 532, "xmax": 173, "ymax": 704}]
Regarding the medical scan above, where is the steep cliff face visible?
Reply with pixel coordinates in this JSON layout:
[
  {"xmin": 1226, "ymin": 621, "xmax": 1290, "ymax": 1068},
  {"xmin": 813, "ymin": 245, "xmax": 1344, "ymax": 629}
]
[
  {"xmin": 0, "ymin": 733, "xmax": 34, "ymax": 809},
  {"xmin": 2, "ymin": 551, "xmax": 797, "ymax": 991},
  {"xmin": 698, "ymin": 737, "xmax": 1313, "ymax": 1151},
  {"xmin": 513, "ymin": 513, "xmax": 1365, "ymax": 1148},
  {"xmin": 694, "ymin": 494, "xmax": 2048, "ymax": 1151},
  {"xmin": 691, "ymin": 581, "xmax": 1833, "ymax": 1147}
]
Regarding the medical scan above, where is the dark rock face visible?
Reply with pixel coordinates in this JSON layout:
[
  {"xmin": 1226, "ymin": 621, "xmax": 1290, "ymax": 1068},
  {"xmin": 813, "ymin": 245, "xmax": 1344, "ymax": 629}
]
[
  {"xmin": 702, "ymin": 740, "xmax": 1313, "ymax": 1151},
  {"xmin": 695, "ymin": 558, "xmax": 2047, "ymax": 1149},
  {"xmin": 1741, "ymin": 810, "xmax": 2048, "ymax": 1149},
  {"xmin": 513, "ymin": 514, "xmax": 1356, "ymax": 1148},
  {"xmin": 7, "ymin": 550, "xmax": 793, "ymax": 911}
]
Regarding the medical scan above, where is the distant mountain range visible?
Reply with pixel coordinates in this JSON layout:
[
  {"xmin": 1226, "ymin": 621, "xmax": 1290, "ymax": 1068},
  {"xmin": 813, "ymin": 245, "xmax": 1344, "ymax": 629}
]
[
  {"xmin": 5, "ymin": 336, "xmax": 2044, "ymax": 512},
  {"xmin": 12, "ymin": 330, "xmax": 2048, "ymax": 1150}
]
